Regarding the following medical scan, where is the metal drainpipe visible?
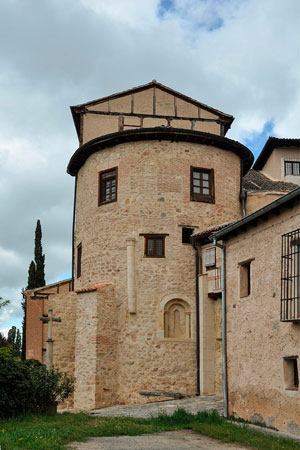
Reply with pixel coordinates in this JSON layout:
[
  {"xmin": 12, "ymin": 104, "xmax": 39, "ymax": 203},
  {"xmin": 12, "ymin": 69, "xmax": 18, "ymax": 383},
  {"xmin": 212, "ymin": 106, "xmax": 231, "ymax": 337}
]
[
  {"xmin": 71, "ymin": 175, "xmax": 78, "ymax": 291},
  {"xmin": 192, "ymin": 239, "xmax": 200, "ymax": 395},
  {"xmin": 240, "ymin": 190, "xmax": 247, "ymax": 218},
  {"xmin": 213, "ymin": 238, "xmax": 228, "ymax": 418}
]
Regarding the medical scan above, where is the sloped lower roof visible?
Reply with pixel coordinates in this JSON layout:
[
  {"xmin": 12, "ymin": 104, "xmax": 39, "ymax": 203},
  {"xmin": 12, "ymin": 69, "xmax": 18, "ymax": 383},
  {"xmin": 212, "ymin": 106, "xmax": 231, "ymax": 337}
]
[
  {"xmin": 211, "ymin": 187, "xmax": 300, "ymax": 241},
  {"xmin": 253, "ymin": 137, "xmax": 300, "ymax": 170},
  {"xmin": 243, "ymin": 169, "xmax": 298, "ymax": 192}
]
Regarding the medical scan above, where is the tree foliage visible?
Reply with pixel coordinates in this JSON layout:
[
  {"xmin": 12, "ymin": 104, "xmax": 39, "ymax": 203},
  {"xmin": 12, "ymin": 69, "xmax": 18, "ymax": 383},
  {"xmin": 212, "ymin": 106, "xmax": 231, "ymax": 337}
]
[
  {"xmin": 34, "ymin": 220, "xmax": 45, "ymax": 288},
  {"xmin": 0, "ymin": 297, "xmax": 10, "ymax": 310},
  {"xmin": 0, "ymin": 355, "xmax": 74, "ymax": 418}
]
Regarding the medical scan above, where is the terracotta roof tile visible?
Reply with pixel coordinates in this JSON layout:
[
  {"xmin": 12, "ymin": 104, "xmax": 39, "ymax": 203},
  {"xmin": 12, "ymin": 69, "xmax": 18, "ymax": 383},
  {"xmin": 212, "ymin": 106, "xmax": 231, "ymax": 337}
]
[
  {"xmin": 243, "ymin": 169, "xmax": 298, "ymax": 192},
  {"xmin": 192, "ymin": 222, "xmax": 232, "ymax": 239},
  {"xmin": 76, "ymin": 282, "xmax": 112, "ymax": 294}
]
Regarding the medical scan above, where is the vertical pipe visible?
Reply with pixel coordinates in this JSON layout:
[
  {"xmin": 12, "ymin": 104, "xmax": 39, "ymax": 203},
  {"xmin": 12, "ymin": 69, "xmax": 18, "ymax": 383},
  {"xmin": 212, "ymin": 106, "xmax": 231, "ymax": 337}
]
[
  {"xmin": 126, "ymin": 238, "xmax": 137, "ymax": 313},
  {"xmin": 192, "ymin": 240, "xmax": 200, "ymax": 395},
  {"xmin": 214, "ymin": 239, "xmax": 228, "ymax": 418},
  {"xmin": 71, "ymin": 176, "xmax": 78, "ymax": 291}
]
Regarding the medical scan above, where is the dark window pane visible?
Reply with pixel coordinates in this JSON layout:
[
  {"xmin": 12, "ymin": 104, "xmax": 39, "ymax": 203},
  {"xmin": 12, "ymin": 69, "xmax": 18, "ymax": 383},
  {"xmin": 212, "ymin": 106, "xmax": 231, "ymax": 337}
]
[{"xmin": 156, "ymin": 239, "xmax": 163, "ymax": 256}]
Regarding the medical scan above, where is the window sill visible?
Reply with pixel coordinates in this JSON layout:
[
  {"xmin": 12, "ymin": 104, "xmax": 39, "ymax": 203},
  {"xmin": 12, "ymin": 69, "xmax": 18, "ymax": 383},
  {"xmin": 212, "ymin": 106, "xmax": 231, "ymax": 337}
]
[
  {"xmin": 191, "ymin": 197, "xmax": 215, "ymax": 204},
  {"xmin": 98, "ymin": 199, "xmax": 117, "ymax": 206}
]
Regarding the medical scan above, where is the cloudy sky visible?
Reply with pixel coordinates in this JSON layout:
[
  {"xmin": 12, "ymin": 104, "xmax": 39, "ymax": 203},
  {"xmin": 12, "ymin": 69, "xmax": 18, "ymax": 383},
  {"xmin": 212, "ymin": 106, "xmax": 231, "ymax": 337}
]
[{"xmin": 0, "ymin": 0, "xmax": 299, "ymax": 334}]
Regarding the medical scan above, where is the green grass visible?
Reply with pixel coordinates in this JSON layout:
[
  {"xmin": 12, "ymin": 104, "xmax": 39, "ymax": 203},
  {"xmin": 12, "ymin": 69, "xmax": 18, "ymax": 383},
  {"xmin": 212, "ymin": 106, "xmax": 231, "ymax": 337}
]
[{"xmin": 0, "ymin": 409, "xmax": 298, "ymax": 450}]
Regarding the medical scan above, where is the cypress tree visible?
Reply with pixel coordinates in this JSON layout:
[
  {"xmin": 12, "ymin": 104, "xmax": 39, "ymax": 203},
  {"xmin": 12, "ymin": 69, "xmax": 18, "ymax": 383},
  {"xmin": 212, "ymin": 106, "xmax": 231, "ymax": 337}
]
[
  {"xmin": 27, "ymin": 261, "xmax": 36, "ymax": 289},
  {"xmin": 34, "ymin": 220, "xmax": 45, "ymax": 288},
  {"xmin": 22, "ymin": 220, "xmax": 46, "ymax": 360}
]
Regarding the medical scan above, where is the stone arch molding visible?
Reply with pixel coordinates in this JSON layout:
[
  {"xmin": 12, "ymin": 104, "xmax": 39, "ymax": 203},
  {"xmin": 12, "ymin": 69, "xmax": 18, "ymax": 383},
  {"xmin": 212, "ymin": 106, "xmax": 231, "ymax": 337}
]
[{"xmin": 160, "ymin": 294, "xmax": 193, "ymax": 340}]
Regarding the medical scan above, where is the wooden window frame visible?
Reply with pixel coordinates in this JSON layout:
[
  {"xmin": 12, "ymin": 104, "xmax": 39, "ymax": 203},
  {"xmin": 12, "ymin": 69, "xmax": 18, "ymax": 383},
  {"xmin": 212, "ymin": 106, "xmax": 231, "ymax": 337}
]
[
  {"xmin": 77, "ymin": 243, "xmax": 82, "ymax": 278},
  {"xmin": 190, "ymin": 167, "xmax": 215, "ymax": 203},
  {"xmin": 141, "ymin": 234, "xmax": 167, "ymax": 258},
  {"xmin": 98, "ymin": 167, "xmax": 118, "ymax": 206},
  {"xmin": 283, "ymin": 356, "xmax": 299, "ymax": 390},
  {"xmin": 285, "ymin": 161, "xmax": 300, "ymax": 176}
]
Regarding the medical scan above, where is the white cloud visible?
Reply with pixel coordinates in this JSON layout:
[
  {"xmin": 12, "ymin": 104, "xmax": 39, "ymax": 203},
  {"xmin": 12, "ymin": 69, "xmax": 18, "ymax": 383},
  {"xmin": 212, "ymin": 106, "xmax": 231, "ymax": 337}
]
[{"xmin": 0, "ymin": 0, "xmax": 299, "ymax": 327}]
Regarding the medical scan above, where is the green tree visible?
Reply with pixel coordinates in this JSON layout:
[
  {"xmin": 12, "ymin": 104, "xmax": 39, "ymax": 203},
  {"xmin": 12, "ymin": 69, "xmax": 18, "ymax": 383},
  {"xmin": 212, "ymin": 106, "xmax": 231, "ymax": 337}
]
[
  {"xmin": 0, "ymin": 297, "xmax": 10, "ymax": 310},
  {"xmin": 22, "ymin": 220, "xmax": 46, "ymax": 360},
  {"xmin": 7, "ymin": 326, "xmax": 21, "ymax": 357},
  {"xmin": 27, "ymin": 261, "xmax": 36, "ymax": 290},
  {"xmin": 34, "ymin": 220, "xmax": 45, "ymax": 288}
]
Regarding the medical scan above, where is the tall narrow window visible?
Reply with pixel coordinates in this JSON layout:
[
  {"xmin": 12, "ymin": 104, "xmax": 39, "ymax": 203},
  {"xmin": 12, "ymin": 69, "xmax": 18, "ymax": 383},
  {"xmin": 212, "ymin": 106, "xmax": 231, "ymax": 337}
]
[
  {"xmin": 99, "ymin": 167, "xmax": 118, "ymax": 205},
  {"xmin": 239, "ymin": 259, "xmax": 254, "ymax": 297},
  {"xmin": 281, "ymin": 228, "xmax": 300, "ymax": 321},
  {"xmin": 77, "ymin": 244, "xmax": 82, "ymax": 278},
  {"xmin": 190, "ymin": 167, "xmax": 214, "ymax": 203},
  {"xmin": 283, "ymin": 356, "xmax": 299, "ymax": 390}
]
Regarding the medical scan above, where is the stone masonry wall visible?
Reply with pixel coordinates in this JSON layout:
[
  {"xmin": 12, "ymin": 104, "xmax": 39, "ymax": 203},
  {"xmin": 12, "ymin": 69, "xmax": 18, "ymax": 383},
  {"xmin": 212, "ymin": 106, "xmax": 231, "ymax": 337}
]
[
  {"xmin": 73, "ymin": 139, "xmax": 243, "ymax": 405},
  {"xmin": 225, "ymin": 205, "xmax": 300, "ymax": 435}
]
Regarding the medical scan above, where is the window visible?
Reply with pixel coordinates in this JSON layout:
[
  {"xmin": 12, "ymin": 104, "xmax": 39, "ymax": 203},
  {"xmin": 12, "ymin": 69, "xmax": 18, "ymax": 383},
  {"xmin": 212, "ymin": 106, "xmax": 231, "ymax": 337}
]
[
  {"xmin": 205, "ymin": 247, "xmax": 216, "ymax": 269},
  {"xmin": 285, "ymin": 161, "xmax": 300, "ymax": 176},
  {"xmin": 190, "ymin": 167, "xmax": 214, "ymax": 203},
  {"xmin": 182, "ymin": 227, "xmax": 194, "ymax": 244},
  {"xmin": 283, "ymin": 356, "xmax": 299, "ymax": 390},
  {"xmin": 239, "ymin": 259, "xmax": 254, "ymax": 297},
  {"xmin": 77, "ymin": 244, "xmax": 82, "ymax": 278},
  {"xmin": 99, "ymin": 167, "xmax": 117, "ymax": 205},
  {"xmin": 281, "ymin": 228, "xmax": 300, "ymax": 321},
  {"xmin": 143, "ymin": 235, "xmax": 166, "ymax": 257}
]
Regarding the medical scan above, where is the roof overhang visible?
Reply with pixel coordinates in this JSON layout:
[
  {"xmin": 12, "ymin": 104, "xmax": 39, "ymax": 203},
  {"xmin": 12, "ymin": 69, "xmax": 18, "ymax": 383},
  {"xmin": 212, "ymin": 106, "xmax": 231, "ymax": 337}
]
[
  {"xmin": 67, "ymin": 127, "xmax": 254, "ymax": 176},
  {"xmin": 253, "ymin": 137, "xmax": 300, "ymax": 171}
]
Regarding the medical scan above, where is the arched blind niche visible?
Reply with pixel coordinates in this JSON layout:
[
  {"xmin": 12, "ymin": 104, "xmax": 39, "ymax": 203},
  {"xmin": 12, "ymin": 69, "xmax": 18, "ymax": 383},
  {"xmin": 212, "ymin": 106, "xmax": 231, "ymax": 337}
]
[{"xmin": 164, "ymin": 299, "xmax": 191, "ymax": 339}]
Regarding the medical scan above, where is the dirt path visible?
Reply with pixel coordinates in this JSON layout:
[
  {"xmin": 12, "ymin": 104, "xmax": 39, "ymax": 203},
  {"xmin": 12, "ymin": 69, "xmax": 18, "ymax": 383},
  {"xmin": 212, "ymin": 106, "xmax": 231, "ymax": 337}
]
[{"xmin": 67, "ymin": 429, "xmax": 253, "ymax": 449}]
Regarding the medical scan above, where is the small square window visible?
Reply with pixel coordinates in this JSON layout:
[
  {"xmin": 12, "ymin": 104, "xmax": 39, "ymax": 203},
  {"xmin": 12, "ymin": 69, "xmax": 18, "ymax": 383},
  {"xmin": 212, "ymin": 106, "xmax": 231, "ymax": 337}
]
[
  {"xmin": 77, "ymin": 243, "xmax": 82, "ymax": 278},
  {"xmin": 182, "ymin": 228, "xmax": 194, "ymax": 244},
  {"xmin": 99, "ymin": 167, "xmax": 118, "ymax": 205},
  {"xmin": 205, "ymin": 247, "xmax": 216, "ymax": 268},
  {"xmin": 144, "ymin": 235, "xmax": 166, "ymax": 258},
  {"xmin": 190, "ymin": 167, "xmax": 214, "ymax": 203},
  {"xmin": 283, "ymin": 356, "xmax": 299, "ymax": 390}
]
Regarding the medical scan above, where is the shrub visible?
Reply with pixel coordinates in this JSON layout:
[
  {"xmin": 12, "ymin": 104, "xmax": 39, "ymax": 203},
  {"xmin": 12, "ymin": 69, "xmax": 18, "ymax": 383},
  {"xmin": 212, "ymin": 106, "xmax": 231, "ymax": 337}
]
[{"xmin": 0, "ymin": 355, "xmax": 74, "ymax": 418}]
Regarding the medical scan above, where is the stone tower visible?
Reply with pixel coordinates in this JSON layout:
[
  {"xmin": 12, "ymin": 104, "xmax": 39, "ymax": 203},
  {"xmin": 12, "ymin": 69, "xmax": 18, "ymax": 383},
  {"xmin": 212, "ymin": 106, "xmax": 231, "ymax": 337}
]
[{"xmin": 65, "ymin": 81, "xmax": 253, "ymax": 408}]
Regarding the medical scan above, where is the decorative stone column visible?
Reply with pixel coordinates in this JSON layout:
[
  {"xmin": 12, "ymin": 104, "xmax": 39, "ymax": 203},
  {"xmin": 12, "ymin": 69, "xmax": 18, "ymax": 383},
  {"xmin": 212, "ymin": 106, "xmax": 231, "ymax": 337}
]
[{"xmin": 126, "ymin": 238, "xmax": 137, "ymax": 313}]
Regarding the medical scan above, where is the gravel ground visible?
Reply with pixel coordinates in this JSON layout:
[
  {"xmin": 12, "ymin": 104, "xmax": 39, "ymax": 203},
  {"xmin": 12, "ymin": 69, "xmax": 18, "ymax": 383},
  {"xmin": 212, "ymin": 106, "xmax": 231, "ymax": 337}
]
[
  {"xmin": 66, "ymin": 429, "xmax": 253, "ymax": 450},
  {"xmin": 90, "ymin": 395, "xmax": 224, "ymax": 419}
]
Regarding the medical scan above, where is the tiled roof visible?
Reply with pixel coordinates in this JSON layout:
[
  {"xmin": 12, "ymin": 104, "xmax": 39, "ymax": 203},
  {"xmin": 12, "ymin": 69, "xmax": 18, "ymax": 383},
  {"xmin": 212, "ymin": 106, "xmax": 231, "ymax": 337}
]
[
  {"xmin": 192, "ymin": 222, "xmax": 232, "ymax": 239},
  {"xmin": 76, "ymin": 282, "xmax": 112, "ymax": 294},
  {"xmin": 243, "ymin": 169, "xmax": 298, "ymax": 192}
]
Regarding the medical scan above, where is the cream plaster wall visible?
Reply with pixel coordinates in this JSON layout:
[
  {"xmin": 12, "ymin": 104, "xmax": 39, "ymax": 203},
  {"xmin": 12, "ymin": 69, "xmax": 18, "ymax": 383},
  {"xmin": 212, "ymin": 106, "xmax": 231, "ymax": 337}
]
[
  {"xmin": 246, "ymin": 192, "xmax": 284, "ymax": 215},
  {"xmin": 225, "ymin": 206, "xmax": 300, "ymax": 435},
  {"xmin": 260, "ymin": 147, "xmax": 300, "ymax": 184}
]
